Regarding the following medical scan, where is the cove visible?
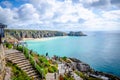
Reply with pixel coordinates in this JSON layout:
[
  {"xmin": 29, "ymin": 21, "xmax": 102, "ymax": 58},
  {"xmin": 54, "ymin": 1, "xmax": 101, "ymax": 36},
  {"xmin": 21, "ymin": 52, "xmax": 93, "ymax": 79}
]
[{"xmin": 26, "ymin": 31, "xmax": 120, "ymax": 77}]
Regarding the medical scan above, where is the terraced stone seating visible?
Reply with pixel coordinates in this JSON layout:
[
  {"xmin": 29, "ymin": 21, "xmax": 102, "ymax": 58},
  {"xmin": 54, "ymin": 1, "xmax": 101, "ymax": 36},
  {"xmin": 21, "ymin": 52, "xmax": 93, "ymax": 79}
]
[{"xmin": 5, "ymin": 51, "xmax": 41, "ymax": 80}]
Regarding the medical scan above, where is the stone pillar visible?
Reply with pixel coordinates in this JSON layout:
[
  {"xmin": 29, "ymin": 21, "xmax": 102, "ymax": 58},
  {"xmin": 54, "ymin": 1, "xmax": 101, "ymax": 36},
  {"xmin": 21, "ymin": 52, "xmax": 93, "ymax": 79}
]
[{"xmin": 0, "ymin": 44, "xmax": 6, "ymax": 80}]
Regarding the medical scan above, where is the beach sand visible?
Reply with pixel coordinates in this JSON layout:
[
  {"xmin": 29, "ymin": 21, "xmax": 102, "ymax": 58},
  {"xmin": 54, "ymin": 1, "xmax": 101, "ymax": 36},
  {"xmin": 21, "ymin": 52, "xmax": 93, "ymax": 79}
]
[{"xmin": 22, "ymin": 36, "xmax": 68, "ymax": 41}]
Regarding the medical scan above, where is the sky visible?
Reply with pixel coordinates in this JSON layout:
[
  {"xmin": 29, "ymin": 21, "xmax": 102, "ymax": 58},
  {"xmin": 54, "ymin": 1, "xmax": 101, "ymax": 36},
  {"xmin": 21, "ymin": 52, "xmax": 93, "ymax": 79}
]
[{"xmin": 0, "ymin": 0, "xmax": 120, "ymax": 31}]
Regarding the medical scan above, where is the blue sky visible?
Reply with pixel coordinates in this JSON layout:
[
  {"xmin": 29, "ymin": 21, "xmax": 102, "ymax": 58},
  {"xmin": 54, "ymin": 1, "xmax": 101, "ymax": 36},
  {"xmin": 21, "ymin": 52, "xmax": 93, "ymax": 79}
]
[{"xmin": 0, "ymin": 0, "xmax": 120, "ymax": 31}]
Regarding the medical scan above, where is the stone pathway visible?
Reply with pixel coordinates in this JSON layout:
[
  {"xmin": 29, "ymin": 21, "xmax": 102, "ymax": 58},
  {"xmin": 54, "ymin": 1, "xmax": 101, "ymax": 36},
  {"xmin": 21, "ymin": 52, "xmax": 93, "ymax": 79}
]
[
  {"xmin": 58, "ymin": 63, "xmax": 65, "ymax": 75},
  {"xmin": 46, "ymin": 73, "xmax": 56, "ymax": 80}
]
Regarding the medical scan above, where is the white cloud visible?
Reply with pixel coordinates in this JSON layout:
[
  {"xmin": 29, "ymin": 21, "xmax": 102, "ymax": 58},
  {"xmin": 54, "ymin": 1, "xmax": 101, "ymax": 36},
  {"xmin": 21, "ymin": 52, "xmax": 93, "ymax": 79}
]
[
  {"xmin": 102, "ymin": 10, "xmax": 120, "ymax": 20},
  {"xmin": 18, "ymin": 4, "xmax": 40, "ymax": 22},
  {"xmin": 0, "ymin": 1, "xmax": 12, "ymax": 8},
  {"xmin": 0, "ymin": 6, "xmax": 18, "ymax": 25},
  {"xmin": 0, "ymin": 0, "xmax": 120, "ymax": 31}
]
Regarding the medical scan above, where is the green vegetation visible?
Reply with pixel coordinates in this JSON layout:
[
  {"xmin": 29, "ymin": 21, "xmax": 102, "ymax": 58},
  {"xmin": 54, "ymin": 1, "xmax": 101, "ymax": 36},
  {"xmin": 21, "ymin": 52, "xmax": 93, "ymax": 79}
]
[
  {"xmin": 48, "ymin": 66, "xmax": 57, "ymax": 73},
  {"xmin": 16, "ymin": 46, "xmax": 23, "ymax": 52},
  {"xmin": 75, "ymin": 71, "xmax": 102, "ymax": 80},
  {"xmin": 16, "ymin": 46, "xmax": 45, "ymax": 78},
  {"xmin": 62, "ymin": 56, "xmax": 67, "ymax": 61},
  {"xmin": 5, "ymin": 43, "xmax": 13, "ymax": 49},
  {"xmin": 6, "ymin": 61, "xmax": 31, "ymax": 80},
  {"xmin": 63, "ymin": 74, "xmax": 74, "ymax": 80},
  {"xmin": 16, "ymin": 45, "xmax": 58, "ymax": 79}
]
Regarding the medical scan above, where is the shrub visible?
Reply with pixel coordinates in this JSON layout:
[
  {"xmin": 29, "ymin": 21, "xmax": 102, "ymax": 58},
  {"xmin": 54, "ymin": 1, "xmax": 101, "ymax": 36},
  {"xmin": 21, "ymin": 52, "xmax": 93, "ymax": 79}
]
[
  {"xmin": 5, "ymin": 43, "xmax": 13, "ymax": 49},
  {"xmin": 48, "ymin": 66, "xmax": 54, "ymax": 73},
  {"xmin": 48, "ymin": 66, "xmax": 57, "ymax": 73},
  {"xmin": 35, "ymin": 64, "xmax": 45, "ymax": 78},
  {"xmin": 24, "ymin": 48, "xmax": 29, "ymax": 58},
  {"xmin": 38, "ymin": 56, "xmax": 50, "ymax": 68},
  {"xmin": 62, "ymin": 56, "xmax": 67, "ymax": 61},
  {"xmin": 29, "ymin": 55, "xmax": 35, "ymax": 66},
  {"xmin": 51, "ymin": 66, "xmax": 57, "ymax": 72},
  {"xmin": 16, "ymin": 46, "xmax": 23, "ymax": 52}
]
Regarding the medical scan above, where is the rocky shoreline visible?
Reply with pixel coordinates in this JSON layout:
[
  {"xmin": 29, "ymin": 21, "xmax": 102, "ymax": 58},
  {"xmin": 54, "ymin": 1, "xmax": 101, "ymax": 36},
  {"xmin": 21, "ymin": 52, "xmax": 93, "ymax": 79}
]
[{"xmin": 68, "ymin": 57, "xmax": 120, "ymax": 80}]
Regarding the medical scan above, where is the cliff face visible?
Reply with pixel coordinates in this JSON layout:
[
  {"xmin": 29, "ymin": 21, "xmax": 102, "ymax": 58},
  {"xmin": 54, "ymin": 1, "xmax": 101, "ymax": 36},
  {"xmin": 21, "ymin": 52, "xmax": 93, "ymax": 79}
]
[
  {"xmin": 5, "ymin": 30, "xmax": 87, "ymax": 40},
  {"xmin": 5, "ymin": 29, "xmax": 67, "ymax": 40}
]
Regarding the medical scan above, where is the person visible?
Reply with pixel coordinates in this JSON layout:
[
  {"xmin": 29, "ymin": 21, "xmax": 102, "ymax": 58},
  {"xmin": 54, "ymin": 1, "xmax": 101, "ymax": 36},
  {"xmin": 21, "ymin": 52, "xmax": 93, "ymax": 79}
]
[
  {"xmin": 30, "ymin": 50, "xmax": 33, "ymax": 54},
  {"xmin": 57, "ymin": 70, "xmax": 59, "ymax": 74},
  {"xmin": 46, "ymin": 52, "xmax": 48, "ymax": 56},
  {"xmin": 0, "ymin": 34, "xmax": 2, "ymax": 44},
  {"xmin": 54, "ymin": 72, "xmax": 56, "ymax": 79}
]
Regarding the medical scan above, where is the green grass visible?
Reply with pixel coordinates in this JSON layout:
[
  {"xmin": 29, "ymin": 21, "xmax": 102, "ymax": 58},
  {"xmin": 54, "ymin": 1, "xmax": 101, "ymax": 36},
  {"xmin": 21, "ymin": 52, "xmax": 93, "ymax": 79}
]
[
  {"xmin": 6, "ymin": 61, "xmax": 32, "ymax": 80},
  {"xmin": 75, "ymin": 71, "xmax": 102, "ymax": 80}
]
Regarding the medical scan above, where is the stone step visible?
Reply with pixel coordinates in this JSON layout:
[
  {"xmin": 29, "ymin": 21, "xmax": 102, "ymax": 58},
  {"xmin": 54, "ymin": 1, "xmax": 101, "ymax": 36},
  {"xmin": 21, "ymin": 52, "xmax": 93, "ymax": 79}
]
[
  {"xmin": 8, "ymin": 58, "xmax": 26, "ymax": 62},
  {"xmin": 29, "ymin": 72, "xmax": 39, "ymax": 77},
  {"xmin": 12, "ymin": 58, "xmax": 26, "ymax": 62},
  {"xmin": 6, "ymin": 53, "xmax": 24, "ymax": 56},
  {"xmin": 31, "ymin": 75, "xmax": 40, "ymax": 79},
  {"xmin": 23, "ymin": 67, "xmax": 35, "ymax": 72},
  {"xmin": 17, "ymin": 63, "xmax": 31, "ymax": 68},
  {"xmin": 6, "ymin": 55, "xmax": 25, "ymax": 59},
  {"xmin": 5, "ymin": 50, "xmax": 41, "ymax": 79},
  {"xmin": 14, "ymin": 60, "xmax": 29, "ymax": 64},
  {"xmin": 26, "ymin": 70, "xmax": 36, "ymax": 74},
  {"xmin": 21, "ymin": 65, "xmax": 33, "ymax": 70},
  {"xmin": 17, "ymin": 61, "xmax": 30, "ymax": 65},
  {"xmin": 7, "ymin": 54, "xmax": 24, "ymax": 57}
]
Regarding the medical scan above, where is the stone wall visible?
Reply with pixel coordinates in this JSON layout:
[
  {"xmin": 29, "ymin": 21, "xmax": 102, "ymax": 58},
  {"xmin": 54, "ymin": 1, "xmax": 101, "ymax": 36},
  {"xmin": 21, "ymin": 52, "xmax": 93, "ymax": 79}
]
[{"xmin": 0, "ymin": 44, "xmax": 6, "ymax": 80}]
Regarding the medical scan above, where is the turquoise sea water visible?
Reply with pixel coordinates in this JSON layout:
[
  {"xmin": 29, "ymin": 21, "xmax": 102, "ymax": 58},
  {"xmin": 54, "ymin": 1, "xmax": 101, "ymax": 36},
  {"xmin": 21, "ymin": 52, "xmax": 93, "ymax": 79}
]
[{"xmin": 26, "ymin": 31, "xmax": 120, "ymax": 77}]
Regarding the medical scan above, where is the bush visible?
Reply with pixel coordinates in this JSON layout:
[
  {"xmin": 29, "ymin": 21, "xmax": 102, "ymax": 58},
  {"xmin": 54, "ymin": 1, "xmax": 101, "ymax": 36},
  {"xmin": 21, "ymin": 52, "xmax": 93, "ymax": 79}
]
[
  {"xmin": 16, "ymin": 46, "xmax": 23, "ymax": 52},
  {"xmin": 24, "ymin": 48, "xmax": 29, "ymax": 58},
  {"xmin": 29, "ymin": 55, "xmax": 35, "ymax": 66},
  {"xmin": 35, "ymin": 64, "xmax": 45, "ymax": 78},
  {"xmin": 5, "ymin": 43, "xmax": 13, "ymax": 49},
  {"xmin": 38, "ymin": 56, "xmax": 50, "ymax": 68},
  {"xmin": 62, "ymin": 56, "xmax": 67, "ymax": 61},
  {"xmin": 48, "ymin": 66, "xmax": 57, "ymax": 73},
  {"xmin": 51, "ymin": 66, "xmax": 57, "ymax": 72},
  {"xmin": 48, "ymin": 66, "xmax": 54, "ymax": 73}
]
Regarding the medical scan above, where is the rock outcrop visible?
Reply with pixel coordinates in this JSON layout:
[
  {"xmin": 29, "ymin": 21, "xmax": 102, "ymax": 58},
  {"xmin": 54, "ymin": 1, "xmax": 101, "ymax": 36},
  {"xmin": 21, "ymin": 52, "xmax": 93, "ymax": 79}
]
[
  {"xmin": 69, "ymin": 58, "xmax": 91, "ymax": 72},
  {"xmin": 68, "ymin": 31, "xmax": 87, "ymax": 36}
]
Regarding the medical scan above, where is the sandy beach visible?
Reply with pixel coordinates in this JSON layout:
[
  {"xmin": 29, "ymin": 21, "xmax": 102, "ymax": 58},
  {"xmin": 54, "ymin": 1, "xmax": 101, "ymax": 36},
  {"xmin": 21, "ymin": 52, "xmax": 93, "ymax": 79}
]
[{"xmin": 22, "ymin": 36, "xmax": 68, "ymax": 41}]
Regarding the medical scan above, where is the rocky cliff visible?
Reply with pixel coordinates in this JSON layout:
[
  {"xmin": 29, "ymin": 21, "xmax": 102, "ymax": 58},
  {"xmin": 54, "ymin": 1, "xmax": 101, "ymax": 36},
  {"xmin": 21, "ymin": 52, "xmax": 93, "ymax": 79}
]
[
  {"xmin": 5, "ymin": 29, "xmax": 87, "ymax": 40},
  {"xmin": 5, "ymin": 29, "xmax": 67, "ymax": 40}
]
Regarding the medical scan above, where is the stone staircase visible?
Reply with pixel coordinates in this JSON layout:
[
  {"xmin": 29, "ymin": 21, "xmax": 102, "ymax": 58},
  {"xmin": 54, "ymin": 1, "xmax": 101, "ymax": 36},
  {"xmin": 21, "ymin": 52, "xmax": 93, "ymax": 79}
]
[{"xmin": 5, "ymin": 50, "xmax": 41, "ymax": 80}]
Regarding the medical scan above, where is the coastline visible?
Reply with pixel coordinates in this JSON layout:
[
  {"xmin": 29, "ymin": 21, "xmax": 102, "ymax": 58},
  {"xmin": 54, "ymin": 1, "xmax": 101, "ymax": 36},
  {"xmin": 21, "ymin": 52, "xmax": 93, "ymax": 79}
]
[{"xmin": 22, "ymin": 36, "xmax": 68, "ymax": 41}]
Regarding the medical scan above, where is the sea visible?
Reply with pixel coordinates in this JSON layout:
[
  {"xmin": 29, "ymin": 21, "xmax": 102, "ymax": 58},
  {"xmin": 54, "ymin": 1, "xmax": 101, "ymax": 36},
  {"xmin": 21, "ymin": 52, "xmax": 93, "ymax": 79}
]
[{"xmin": 25, "ymin": 31, "xmax": 120, "ymax": 77}]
